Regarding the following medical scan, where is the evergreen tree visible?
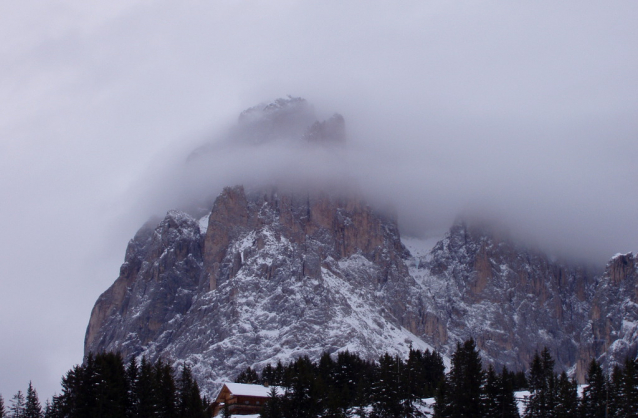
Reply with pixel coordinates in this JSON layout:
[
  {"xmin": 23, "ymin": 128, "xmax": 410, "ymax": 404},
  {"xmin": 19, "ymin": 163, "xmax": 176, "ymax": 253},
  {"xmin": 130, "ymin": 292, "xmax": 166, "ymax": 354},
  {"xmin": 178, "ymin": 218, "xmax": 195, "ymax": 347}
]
[
  {"xmin": 282, "ymin": 356, "xmax": 319, "ymax": 418},
  {"xmin": 580, "ymin": 359, "xmax": 607, "ymax": 418},
  {"xmin": 448, "ymin": 339, "xmax": 485, "ymax": 418},
  {"xmin": 10, "ymin": 390, "xmax": 25, "ymax": 418},
  {"xmin": 524, "ymin": 348, "xmax": 556, "ymax": 418},
  {"xmin": 41, "ymin": 401, "xmax": 50, "ymax": 418},
  {"xmin": 24, "ymin": 383, "xmax": 42, "ymax": 418},
  {"xmin": 43, "ymin": 352, "xmax": 208, "ymax": 418},
  {"xmin": 236, "ymin": 367, "xmax": 260, "ymax": 384},
  {"xmin": 404, "ymin": 348, "xmax": 444, "ymax": 400},
  {"xmin": 93, "ymin": 352, "xmax": 128, "ymax": 418},
  {"xmin": 261, "ymin": 364, "xmax": 276, "ymax": 386},
  {"xmin": 607, "ymin": 365, "xmax": 622, "ymax": 418},
  {"xmin": 510, "ymin": 370, "xmax": 528, "ymax": 391},
  {"xmin": 126, "ymin": 357, "xmax": 139, "ymax": 418},
  {"xmin": 0, "ymin": 394, "xmax": 5, "ymax": 418},
  {"xmin": 354, "ymin": 367, "xmax": 373, "ymax": 418},
  {"xmin": 260, "ymin": 387, "xmax": 283, "ymax": 418},
  {"xmin": 422, "ymin": 350, "xmax": 445, "ymax": 398},
  {"xmin": 371, "ymin": 353, "xmax": 404, "ymax": 418},
  {"xmin": 45, "ymin": 395, "xmax": 64, "ymax": 418},
  {"xmin": 482, "ymin": 366, "xmax": 520, "ymax": 418},
  {"xmin": 553, "ymin": 372, "xmax": 577, "ymax": 418},
  {"xmin": 154, "ymin": 360, "xmax": 177, "ymax": 418},
  {"xmin": 499, "ymin": 367, "xmax": 522, "ymax": 418},
  {"xmin": 135, "ymin": 357, "xmax": 158, "ymax": 418},
  {"xmin": 482, "ymin": 365, "xmax": 502, "ymax": 418},
  {"xmin": 316, "ymin": 352, "xmax": 336, "ymax": 414},
  {"xmin": 176, "ymin": 364, "xmax": 207, "ymax": 418},
  {"xmin": 615, "ymin": 358, "xmax": 638, "ymax": 418},
  {"xmin": 433, "ymin": 379, "xmax": 451, "ymax": 418}
]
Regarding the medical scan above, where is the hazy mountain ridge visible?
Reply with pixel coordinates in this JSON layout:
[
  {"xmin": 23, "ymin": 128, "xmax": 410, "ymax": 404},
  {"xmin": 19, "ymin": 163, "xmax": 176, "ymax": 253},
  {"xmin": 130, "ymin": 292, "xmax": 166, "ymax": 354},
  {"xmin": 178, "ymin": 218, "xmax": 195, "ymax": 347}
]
[
  {"xmin": 86, "ymin": 185, "xmax": 437, "ymax": 396},
  {"xmin": 85, "ymin": 97, "xmax": 638, "ymax": 395},
  {"xmin": 409, "ymin": 222, "xmax": 600, "ymax": 381}
]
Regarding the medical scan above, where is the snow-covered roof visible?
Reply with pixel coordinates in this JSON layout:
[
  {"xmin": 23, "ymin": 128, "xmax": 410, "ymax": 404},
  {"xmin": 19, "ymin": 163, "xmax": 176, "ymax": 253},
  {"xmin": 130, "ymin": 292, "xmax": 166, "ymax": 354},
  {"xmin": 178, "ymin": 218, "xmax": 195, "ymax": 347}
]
[{"xmin": 222, "ymin": 383, "xmax": 280, "ymax": 398}]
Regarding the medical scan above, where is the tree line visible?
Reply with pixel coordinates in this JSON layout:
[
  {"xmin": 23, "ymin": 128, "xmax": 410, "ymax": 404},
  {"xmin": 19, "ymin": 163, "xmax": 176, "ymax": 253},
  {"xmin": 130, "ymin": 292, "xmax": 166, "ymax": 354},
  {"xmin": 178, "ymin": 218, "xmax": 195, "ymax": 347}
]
[
  {"xmin": 2, "ymin": 344, "xmax": 636, "ymax": 418},
  {"xmin": 234, "ymin": 347, "xmax": 447, "ymax": 418},
  {"xmin": 239, "ymin": 340, "xmax": 636, "ymax": 418},
  {"xmin": 0, "ymin": 352, "xmax": 211, "ymax": 418},
  {"xmin": 434, "ymin": 340, "xmax": 638, "ymax": 418},
  {"xmin": 521, "ymin": 347, "xmax": 638, "ymax": 418}
]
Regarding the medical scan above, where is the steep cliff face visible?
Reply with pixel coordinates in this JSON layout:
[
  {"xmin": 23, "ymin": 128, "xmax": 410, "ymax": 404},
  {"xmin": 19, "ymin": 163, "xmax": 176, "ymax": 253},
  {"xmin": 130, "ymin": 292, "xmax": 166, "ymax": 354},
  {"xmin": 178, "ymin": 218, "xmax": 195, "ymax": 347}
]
[
  {"xmin": 86, "ymin": 97, "xmax": 637, "ymax": 393},
  {"xmin": 87, "ymin": 189, "xmax": 636, "ymax": 392},
  {"xmin": 577, "ymin": 253, "xmax": 638, "ymax": 380},
  {"xmin": 86, "ymin": 185, "xmax": 433, "ymax": 394},
  {"xmin": 408, "ymin": 221, "xmax": 601, "ymax": 378},
  {"xmin": 85, "ymin": 211, "xmax": 204, "ymax": 357}
]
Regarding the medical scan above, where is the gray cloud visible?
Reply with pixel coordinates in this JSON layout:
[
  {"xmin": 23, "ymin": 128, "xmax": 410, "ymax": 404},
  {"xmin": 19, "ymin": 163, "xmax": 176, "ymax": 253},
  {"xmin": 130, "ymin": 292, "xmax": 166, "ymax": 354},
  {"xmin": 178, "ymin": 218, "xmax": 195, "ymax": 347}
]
[{"xmin": 1, "ymin": 0, "xmax": 637, "ymax": 400}]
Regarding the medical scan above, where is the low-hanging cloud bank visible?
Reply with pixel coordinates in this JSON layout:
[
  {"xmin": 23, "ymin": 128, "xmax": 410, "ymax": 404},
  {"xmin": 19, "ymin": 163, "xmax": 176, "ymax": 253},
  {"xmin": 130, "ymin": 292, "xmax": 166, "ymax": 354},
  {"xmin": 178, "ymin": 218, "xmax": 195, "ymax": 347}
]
[
  {"xmin": 2, "ymin": 0, "xmax": 638, "ymax": 401},
  {"xmin": 129, "ymin": 96, "xmax": 637, "ymax": 266}
]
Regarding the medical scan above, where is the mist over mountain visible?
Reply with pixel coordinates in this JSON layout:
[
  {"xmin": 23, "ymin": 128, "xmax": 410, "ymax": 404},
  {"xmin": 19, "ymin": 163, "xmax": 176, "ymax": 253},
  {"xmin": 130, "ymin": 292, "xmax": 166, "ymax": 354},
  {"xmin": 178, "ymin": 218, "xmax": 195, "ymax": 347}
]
[
  {"xmin": 3, "ymin": 1, "xmax": 638, "ymax": 403},
  {"xmin": 86, "ymin": 98, "xmax": 638, "ymax": 395},
  {"xmin": 126, "ymin": 97, "xmax": 636, "ymax": 267}
]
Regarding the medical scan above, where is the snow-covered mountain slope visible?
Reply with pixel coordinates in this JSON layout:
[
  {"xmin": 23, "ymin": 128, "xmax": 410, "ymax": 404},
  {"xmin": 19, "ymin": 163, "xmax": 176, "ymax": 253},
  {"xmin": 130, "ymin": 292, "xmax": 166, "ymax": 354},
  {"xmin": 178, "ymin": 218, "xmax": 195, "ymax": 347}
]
[
  {"xmin": 407, "ymin": 222, "xmax": 598, "ymax": 381},
  {"xmin": 85, "ymin": 98, "xmax": 637, "ymax": 394},
  {"xmin": 86, "ymin": 185, "xmax": 437, "ymax": 396}
]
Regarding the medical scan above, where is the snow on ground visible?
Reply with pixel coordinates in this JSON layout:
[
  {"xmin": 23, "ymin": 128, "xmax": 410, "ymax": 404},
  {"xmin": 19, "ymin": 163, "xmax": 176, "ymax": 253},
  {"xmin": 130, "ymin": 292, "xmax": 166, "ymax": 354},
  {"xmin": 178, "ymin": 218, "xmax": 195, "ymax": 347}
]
[
  {"xmin": 418, "ymin": 398, "xmax": 435, "ymax": 416},
  {"xmin": 515, "ymin": 390, "xmax": 530, "ymax": 416}
]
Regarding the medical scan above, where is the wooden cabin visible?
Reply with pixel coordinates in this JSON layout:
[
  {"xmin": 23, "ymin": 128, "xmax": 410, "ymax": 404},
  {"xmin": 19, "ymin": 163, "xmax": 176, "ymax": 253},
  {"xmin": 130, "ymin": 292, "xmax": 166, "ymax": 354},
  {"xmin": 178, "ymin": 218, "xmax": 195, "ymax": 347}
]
[{"xmin": 212, "ymin": 382, "xmax": 280, "ymax": 416}]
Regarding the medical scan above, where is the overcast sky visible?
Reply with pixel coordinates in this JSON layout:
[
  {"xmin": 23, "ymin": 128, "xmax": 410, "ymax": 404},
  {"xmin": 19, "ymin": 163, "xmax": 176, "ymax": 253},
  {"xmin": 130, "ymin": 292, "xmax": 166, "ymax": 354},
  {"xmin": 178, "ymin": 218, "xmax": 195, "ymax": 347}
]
[{"xmin": 1, "ymin": 0, "xmax": 637, "ymax": 401}]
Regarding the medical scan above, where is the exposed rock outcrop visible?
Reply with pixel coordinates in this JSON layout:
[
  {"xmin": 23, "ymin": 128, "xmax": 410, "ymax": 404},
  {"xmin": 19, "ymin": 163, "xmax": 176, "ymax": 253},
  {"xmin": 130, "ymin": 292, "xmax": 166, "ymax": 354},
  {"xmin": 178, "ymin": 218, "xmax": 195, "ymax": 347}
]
[
  {"xmin": 410, "ymin": 221, "xmax": 599, "ymax": 379},
  {"xmin": 576, "ymin": 253, "xmax": 638, "ymax": 380},
  {"xmin": 86, "ymin": 185, "xmax": 431, "ymax": 395},
  {"xmin": 85, "ymin": 211, "xmax": 204, "ymax": 357},
  {"xmin": 85, "ymin": 98, "xmax": 638, "ymax": 395}
]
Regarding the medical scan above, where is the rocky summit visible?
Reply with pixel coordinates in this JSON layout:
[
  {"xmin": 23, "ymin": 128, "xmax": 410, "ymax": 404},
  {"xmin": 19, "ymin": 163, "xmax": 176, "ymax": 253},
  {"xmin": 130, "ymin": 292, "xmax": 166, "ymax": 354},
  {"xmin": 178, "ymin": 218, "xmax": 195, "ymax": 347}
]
[{"xmin": 85, "ymin": 97, "xmax": 638, "ymax": 395}]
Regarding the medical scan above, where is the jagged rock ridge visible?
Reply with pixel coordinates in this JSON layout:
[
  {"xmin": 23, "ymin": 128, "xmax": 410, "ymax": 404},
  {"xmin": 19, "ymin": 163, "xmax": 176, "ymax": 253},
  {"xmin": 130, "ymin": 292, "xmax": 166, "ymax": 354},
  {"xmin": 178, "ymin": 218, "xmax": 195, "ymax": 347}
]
[
  {"xmin": 86, "ymin": 97, "xmax": 638, "ymax": 394},
  {"xmin": 86, "ymin": 185, "xmax": 436, "ymax": 395}
]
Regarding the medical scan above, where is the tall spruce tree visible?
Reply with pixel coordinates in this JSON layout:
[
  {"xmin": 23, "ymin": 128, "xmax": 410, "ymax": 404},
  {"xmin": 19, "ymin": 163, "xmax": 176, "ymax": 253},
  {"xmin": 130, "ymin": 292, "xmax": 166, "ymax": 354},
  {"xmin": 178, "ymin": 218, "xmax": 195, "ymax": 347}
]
[
  {"xmin": 405, "ymin": 348, "xmax": 445, "ymax": 400},
  {"xmin": 261, "ymin": 387, "xmax": 283, "ymax": 418},
  {"xmin": 93, "ymin": 352, "xmax": 128, "ymax": 418},
  {"xmin": 10, "ymin": 390, "xmax": 25, "ymax": 418},
  {"xmin": 24, "ymin": 383, "xmax": 42, "ymax": 418},
  {"xmin": 553, "ymin": 372, "xmax": 577, "ymax": 418},
  {"xmin": 524, "ymin": 348, "xmax": 556, "ymax": 418},
  {"xmin": 41, "ymin": 401, "xmax": 51, "ymax": 418},
  {"xmin": 614, "ymin": 358, "xmax": 638, "ymax": 418},
  {"xmin": 0, "ymin": 394, "xmax": 5, "ymax": 418},
  {"xmin": 10, "ymin": 390, "xmax": 26, "ymax": 418},
  {"xmin": 283, "ymin": 356, "xmax": 320, "ymax": 418},
  {"xmin": 135, "ymin": 357, "xmax": 157, "ymax": 418},
  {"xmin": 154, "ymin": 360, "xmax": 177, "ymax": 418},
  {"xmin": 580, "ymin": 359, "xmax": 607, "ymax": 418},
  {"xmin": 371, "ymin": 353, "xmax": 404, "ymax": 418},
  {"xmin": 433, "ymin": 379, "xmax": 451, "ymax": 418},
  {"xmin": 482, "ymin": 365, "xmax": 502, "ymax": 418},
  {"xmin": 236, "ymin": 367, "xmax": 259, "ymax": 384},
  {"xmin": 126, "ymin": 357, "xmax": 139, "ymax": 418},
  {"xmin": 482, "ymin": 366, "xmax": 520, "ymax": 418},
  {"xmin": 607, "ymin": 365, "xmax": 622, "ymax": 418},
  {"xmin": 499, "ymin": 366, "xmax": 522, "ymax": 418},
  {"xmin": 435, "ymin": 338, "xmax": 485, "ymax": 418},
  {"xmin": 176, "ymin": 364, "xmax": 207, "ymax": 418}
]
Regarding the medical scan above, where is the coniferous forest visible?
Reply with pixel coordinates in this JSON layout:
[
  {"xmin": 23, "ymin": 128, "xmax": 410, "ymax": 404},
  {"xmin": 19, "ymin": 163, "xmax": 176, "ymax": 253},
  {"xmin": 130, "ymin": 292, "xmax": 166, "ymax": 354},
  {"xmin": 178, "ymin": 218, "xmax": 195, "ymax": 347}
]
[
  {"xmin": 0, "ymin": 352, "xmax": 211, "ymax": 418},
  {"xmin": 236, "ymin": 348, "xmax": 446, "ymax": 418},
  {"xmin": 2, "ymin": 343, "xmax": 637, "ymax": 418}
]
